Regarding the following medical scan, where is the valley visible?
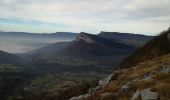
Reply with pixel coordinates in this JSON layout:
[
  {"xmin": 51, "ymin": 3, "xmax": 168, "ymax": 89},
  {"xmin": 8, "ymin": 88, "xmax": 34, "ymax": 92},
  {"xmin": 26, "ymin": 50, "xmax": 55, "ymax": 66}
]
[{"xmin": 0, "ymin": 31, "xmax": 152, "ymax": 100}]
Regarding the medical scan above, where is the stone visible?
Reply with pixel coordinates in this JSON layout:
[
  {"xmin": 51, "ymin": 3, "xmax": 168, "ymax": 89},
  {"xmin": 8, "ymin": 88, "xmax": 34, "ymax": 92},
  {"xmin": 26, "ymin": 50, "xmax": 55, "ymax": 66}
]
[
  {"xmin": 69, "ymin": 94, "xmax": 91, "ymax": 100},
  {"xmin": 131, "ymin": 90, "xmax": 140, "ymax": 100},
  {"xmin": 99, "ymin": 73, "xmax": 114, "ymax": 86},
  {"xmin": 76, "ymin": 32, "xmax": 94, "ymax": 43},
  {"xmin": 121, "ymin": 81, "xmax": 132, "ymax": 94},
  {"xmin": 141, "ymin": 88, "xmax": 159, "ymax": 100}
]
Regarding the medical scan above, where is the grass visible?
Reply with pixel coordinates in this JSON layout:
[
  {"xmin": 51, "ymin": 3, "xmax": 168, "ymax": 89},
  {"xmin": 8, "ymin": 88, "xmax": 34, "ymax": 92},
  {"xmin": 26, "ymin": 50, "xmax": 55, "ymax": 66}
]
[
  {"xmin": 130, "ymin": 80, "xmax": 156, "ymax": 90},
  {"xmin": 97, "ymin": 54, "xmax": 170, "ymax": 100},
  {"xmin": 26, "ymin": 72, "xmax": 107, "ymax": 93},
  {"xmin": 152, "ymin": 72, "xmax": 170, "ymax": 99}
]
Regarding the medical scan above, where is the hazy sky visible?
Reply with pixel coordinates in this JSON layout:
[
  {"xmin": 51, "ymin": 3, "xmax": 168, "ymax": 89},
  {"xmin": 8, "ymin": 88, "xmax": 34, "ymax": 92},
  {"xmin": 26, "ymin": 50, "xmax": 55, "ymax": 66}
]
[{"xmin": 0, "ymin": 0, "xmax": 170, "ymax": 35}]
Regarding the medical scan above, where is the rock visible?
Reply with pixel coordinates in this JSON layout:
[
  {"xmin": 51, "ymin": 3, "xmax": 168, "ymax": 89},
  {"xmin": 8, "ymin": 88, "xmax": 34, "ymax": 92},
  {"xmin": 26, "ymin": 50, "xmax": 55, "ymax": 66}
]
[
  {"xmin": 140, "ymin": 74, "xmax": 153, "ymax": 81},
  {"xmin": 76, "ymin": 32, "xmax": 95, "ymax": 43},
  {"xmin": 157, "ymin": 64, "xmax": 170, "ymax": 73},
  {"xmin": 100, "ymin": 93, "xmax": 118, "ymax": 100},
  {"xmin": 131, "ymin": 90, "xmax": 140, "ymax": 100},
  {"xmin": 69, "ymin": 94, "xmax": 91, "ymax": 100},
  {"xmin": 99, "ymin": 73, "xmax": 114, "ymax": 86},
  {"xmin": 141, "ymin": 88, "xmax": 159, "ymax": 100},
  {"xmin": 161, "ymin": 65, "xmax": 170, "ymax": 73},
  {"xmin": 121, "ymin": 84, "xmax": 130, "ymax": 94},
  {"xmin": 121, "ymin": 81, "xmax": 132, "ymax": 94}
]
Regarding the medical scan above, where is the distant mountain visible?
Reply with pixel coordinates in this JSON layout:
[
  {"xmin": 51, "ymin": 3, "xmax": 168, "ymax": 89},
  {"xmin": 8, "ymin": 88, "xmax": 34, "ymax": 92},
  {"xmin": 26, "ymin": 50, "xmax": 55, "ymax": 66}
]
[
  {"xmin": 24, "ymin": 32, "xmax": 153, "ymax": 67},
  {"xmin": 60, "ymin": 32, "xmax": 135, "ymax": 58},
  {"xmin": 120, "ymin": 28, "xmax": 170, "ymax": 67},
  {"xmin": 27, "ymin": 32, "xmax": 143, "ymax": 58},
  {"xmin": 0, "ymin": 31, "xmax": 77, "ymax": 39},
  {"xmin": 23, "ymin": 32, "xmax": 137, "ymax": 73},
  {"xmin": 0, "ymin": 31, "xmax": 77, "ymax": 53},
  {"xmin": 98, "ymin": 31, "xmax": 152, "ymax": 47}
]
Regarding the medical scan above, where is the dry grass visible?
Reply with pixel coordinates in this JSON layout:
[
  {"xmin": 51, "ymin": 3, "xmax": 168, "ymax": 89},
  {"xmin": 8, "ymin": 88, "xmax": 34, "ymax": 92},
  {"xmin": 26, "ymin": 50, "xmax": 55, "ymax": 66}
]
[
  {"xmin": 103, "ymin": 54, "xmax": 170, "ymax": 99},
  {"xmin": 130, "ymin": 80, "xmax": 156, "ymax": 90},
  {"xmin": 152, "ymin": 72, "xmax": 170, "ymax": 99},
  {"xmin": 153, "ymin": 82, "xmax": 170, "ymax": 99},
  {"xmin": 117, "ymin": 96, "xmax": 129, "ymax": 100},
  {"xmin": 154, "ymin": 72, "xmax": 170, "ymax": 82}
]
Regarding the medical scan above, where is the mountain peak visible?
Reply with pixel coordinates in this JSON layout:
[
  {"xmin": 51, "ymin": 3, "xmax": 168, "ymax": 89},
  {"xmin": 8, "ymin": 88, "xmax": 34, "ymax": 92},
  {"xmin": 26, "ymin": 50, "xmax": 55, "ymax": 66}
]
[{"xmin": 75, "ymin": 32, "xmax": 95, "ymax": 43}]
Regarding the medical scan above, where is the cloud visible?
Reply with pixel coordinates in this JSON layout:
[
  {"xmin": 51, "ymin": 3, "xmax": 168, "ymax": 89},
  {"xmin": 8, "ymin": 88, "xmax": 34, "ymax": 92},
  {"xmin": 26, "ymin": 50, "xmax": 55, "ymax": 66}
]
[
  {"xmin": 124, "ymin": 0, "xmax": 170, "ymax": 19},
  {"xmin": 0, "ymin": 0, "xmax": 169, "ymax": 34}
]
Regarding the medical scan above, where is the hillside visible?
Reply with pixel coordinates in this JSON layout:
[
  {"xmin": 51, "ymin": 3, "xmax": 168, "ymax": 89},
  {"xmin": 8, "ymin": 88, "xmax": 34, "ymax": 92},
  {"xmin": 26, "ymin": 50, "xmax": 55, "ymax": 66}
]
[
  {"xmin": 120, "ymin": 28, "xmax": 170, "ymax": 68},
  {"xmin": 98, "ymin": 31, "xmax": 152, "ymax": 47},
  {"xmin": 69, "ymin": 28, "xmax": 170, "ymax": 100},
  {"xmin": 70, "ymin": 54, "xmax": 170, "ymax": 100}
]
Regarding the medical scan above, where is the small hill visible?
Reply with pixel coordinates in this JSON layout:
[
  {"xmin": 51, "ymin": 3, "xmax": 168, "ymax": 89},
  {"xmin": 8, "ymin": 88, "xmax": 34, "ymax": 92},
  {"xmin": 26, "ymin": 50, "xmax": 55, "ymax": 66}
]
[
  {"xmin": 120, "ymin": 28, "xmax": 170, "ymax": 68},
  {"xmin": 0, "ymin": 50, "xmax": 20, "ymax": 64}
]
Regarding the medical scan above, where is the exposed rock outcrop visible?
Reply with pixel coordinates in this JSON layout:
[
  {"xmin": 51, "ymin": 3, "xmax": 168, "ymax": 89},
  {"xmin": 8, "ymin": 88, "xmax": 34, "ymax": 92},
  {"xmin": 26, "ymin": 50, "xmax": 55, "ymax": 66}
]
[
  {"xmin": 131, "ymin": 90, "xmax": 140, "ymax": 100},
  {"xmin": 141, "ymin": 88, "xmax": 159, "ymax": 100},
  {"xmin": 76, "ymin": 32, "xmax": 95, "ymax": 43}
]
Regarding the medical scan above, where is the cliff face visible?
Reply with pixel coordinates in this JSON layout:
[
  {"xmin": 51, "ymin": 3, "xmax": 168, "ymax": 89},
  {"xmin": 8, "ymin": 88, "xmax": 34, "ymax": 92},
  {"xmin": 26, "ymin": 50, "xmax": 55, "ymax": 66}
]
[{"xmin": 76, "ymin": 32, "xmax": 95, "ymax": 43}]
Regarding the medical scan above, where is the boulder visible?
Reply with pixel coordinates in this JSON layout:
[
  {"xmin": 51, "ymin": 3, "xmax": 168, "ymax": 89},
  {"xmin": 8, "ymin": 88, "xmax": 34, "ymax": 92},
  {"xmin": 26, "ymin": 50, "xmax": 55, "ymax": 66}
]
[
  {"xmin": 69, "ymin": 94, "xmax": 91, "ymax": 100},
  {"xmin": 121, "ymin": 82, "xmax": 132, "ymax": 94},
  {"xmin": 141, "ymin": 88, "xmax": 159, "ymax": 100},
  {"xmin": 131, "ymin": 90, "xmax": 140, "ymax": 100},
  {"xmin": 99, "ymin": 74, "xmax": 114, "ymax": 86}
]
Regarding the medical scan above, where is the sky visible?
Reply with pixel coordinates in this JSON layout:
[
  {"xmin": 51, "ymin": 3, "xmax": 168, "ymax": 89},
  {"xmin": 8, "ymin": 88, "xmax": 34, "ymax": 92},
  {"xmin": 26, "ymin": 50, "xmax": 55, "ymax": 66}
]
[{"xmin": 0, "ymin": 0, "xmax": 170, "ymax": 35}]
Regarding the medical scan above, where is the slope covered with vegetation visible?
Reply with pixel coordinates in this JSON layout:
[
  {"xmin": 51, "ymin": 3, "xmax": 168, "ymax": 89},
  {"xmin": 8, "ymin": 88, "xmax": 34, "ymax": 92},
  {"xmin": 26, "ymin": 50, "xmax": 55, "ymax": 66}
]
[
  {"xmin": 120, "ymin": 28, "xmax": 170, "ymax": 68},
  {"xmin": 69, "ymin": 28, "xmax": 170, "ymax": 100}
]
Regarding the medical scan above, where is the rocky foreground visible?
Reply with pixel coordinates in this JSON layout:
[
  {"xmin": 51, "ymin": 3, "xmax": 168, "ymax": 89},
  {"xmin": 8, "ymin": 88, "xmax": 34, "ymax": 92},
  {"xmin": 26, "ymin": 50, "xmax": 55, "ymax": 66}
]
[{"xmin": 69, "ymin": 54, "xmax": 170, "ymax": 100}]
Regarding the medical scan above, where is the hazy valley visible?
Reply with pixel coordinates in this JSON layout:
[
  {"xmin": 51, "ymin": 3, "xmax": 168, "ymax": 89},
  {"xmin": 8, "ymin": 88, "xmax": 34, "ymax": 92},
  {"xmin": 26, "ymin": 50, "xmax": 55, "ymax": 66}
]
[{"xmin": 0, "ymin": 31, "xmax": 153, "ymax": 100}]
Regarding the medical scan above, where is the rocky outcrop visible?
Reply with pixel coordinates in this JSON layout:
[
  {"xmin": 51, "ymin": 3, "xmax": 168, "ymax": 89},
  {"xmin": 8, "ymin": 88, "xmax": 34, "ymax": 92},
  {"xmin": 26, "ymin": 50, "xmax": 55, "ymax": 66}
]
[
  {"xmin": 69, "ymin": 71, "xmax": 122, "ymax": 100},
  {"xmin": 131, "ymin": 88, "xmax": 159, "ymax": 100},
  {"xmin": 131, "ymin": 90, "xmax": 140, "ymax": 100},
  {"xmin": 69, "ymin": 64, "xmax": 170, "ymax": 100},
  {"xmin": 158, "ymin": 64, "xmax": 170, "ymax": 73},
  {"xmin": 76, "ymin": 32, "xmax": 95, "ymax": 43},
  {"xmin": 69, "ymin": 94, "xmax": 91, "ymax": 100},
  {"xmin": 141, "ymin": 88, "xmax": 159, "ymax": 100}
]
